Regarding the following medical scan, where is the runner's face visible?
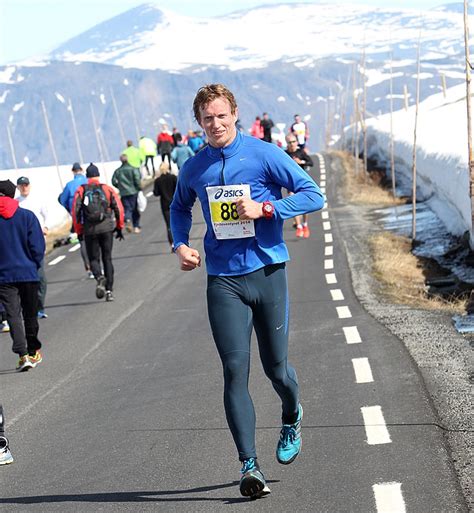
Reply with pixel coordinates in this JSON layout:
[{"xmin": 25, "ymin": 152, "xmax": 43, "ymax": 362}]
[{"xmin": 199, "ymin": 98, "xmax": 238, "ymax": 148}]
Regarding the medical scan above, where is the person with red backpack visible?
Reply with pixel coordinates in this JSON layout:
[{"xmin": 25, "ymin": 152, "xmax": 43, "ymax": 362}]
[{"xmin": 72, "ymin": 164, "xmax": 124, "ymax": 302}]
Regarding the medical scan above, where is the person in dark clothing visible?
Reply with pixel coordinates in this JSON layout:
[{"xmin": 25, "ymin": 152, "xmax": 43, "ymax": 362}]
[
  {"xmin": 112, "ymin": 154, "xmax": 142, "ymax": 234},
  {"xmin": 153, "ymin": 162, "xmax": 177, "ymax": 250},
  {"xmin": 157, "ymin": 126, "xmax": 174, "ymax": 165},
  {"xmin": 260, "ymin": 112, "xmax": 274, "ymax": 143},
  {"xmin": 0, "ymin": 179, "xmax": 45, "ymax": 372},
  {"xmin": 285, "ymin": 134, "xmax": 314, "ymax": 238},
  {"xmin": 0, "ymin": 405, "xmax": 13, "ymax": 464},
  {"xmin": 72, "ymin": 164, "xmax": 125, "ymax": 302}
]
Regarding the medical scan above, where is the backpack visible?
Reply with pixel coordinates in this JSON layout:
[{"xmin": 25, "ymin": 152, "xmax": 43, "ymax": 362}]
[{"xmin": 81, "ymin": 183, "xmax": 109, "ymax": 224}]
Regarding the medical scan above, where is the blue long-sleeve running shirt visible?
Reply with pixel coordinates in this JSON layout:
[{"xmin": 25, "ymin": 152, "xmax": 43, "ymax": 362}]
[{"xmin": 170, "ymin": 132, "xmax": 325, "ymax": 276}]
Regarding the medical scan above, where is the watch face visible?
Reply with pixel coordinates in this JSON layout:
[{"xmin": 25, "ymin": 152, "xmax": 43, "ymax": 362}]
[{"xmin": 264, "ymin": 204, "xmax": 272, "ymax": 213}]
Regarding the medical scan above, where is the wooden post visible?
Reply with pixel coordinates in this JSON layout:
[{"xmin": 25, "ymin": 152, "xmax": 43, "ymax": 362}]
[
  {"xmin": 129, "ymin": 93, "xmax": 141, "ymax": 143},
  {"xmin": 403, "ymin": 84, "xmax": 409, "ymax": 111},
  {"xmin": 361, "ymin": 44, "xmax": 368, "ymax": 176},
  {"xmin": 412, "ymin": 32, "xmax": 422, "ymax": 241},
  {"xmin": 68, "ymin": 98, "xmax": 84, "ymax": 163},
  {"xmin": 351, "ymin": 62, "xmax": 357, "ymax": 155},
  {"xmin": 440, "ymin": 72, "xmax": 447, "ymax": 99},
  {"xmin": 389, "ymin": 48, "xmax": 396, "ymax": 199},
  {"xmin": 464, "ymin": 0, "xmax": 474, "ymax": 247},
  {"xmin": 41, "ymin": 100, "xmax": 63, "ymax": 188},
  {"xmin": 90, "ymin": 103, "xmax": 105, "ymax": 165},
  {"xmin": 6, "ymin": 124, "xmax": 18, "ymax": 170}
]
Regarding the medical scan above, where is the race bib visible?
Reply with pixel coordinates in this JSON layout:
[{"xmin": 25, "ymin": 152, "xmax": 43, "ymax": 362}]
[{"xmin": 206, "ymin": 184, "xmax": 255, "ymax": 240}]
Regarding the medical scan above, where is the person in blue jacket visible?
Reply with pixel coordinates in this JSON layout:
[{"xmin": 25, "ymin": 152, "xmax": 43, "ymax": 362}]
[
  {"xmin": 0, "ymin": 179, "xmax": 45, "ymax": 372},
  {"xmin": 170, "ymin": 84, "xmax": 324, "ymax": 499},
  {"xmin": 58, "ymin": 162, "xmax": 91, "ymax": 276}
]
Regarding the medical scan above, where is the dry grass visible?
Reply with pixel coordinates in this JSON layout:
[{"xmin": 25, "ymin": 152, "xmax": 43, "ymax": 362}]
[
  {"xmin": 333, "ymin": 150, "xmax": 405, "ymax": 206},
  {"xmin": 370, "ymin": 232, "xmax": 467, "ymax": 313},
  {"xmin": 45, "ymin": 221, "xmax": 72, "ymax": 255}
]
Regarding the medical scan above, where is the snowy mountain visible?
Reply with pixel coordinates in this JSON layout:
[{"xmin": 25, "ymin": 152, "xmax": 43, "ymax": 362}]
[
  {"xmin": 0, "ymin": 2, "xmax": 470, "ymax": 169},
  {"xmin": 47, "ymin": 2, "xmax": 468, "ymax": 72}
]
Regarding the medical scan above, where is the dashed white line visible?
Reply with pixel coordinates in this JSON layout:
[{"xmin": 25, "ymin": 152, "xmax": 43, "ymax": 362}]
[
  {"xmin": 352, "ymin": 357, "xmax": 374, "ymax": 383},
  {"xmin": 330, "ymin": 289, "xmax": 344, "ymax": 301},
  {"xmin": 48, "ymin": 256, "xmax": 66, "ymax": 266},
  {"xmin": 373, "ymin": 483, "xmax": 406, "ymax": 513},
  {"xmin": 324, "ymin": 259, "xmax": 334, "ymax": 270},
  {"xmin": 325, "ymin": 273, "xmax": 337, "ymax": 284},
  {"xmin": 146, "ymin": 191, "xmax": 153, "ymax": 198},
  {"xmin": 322, "ymin": 211, "xmax": 329, "ymax": 220},
  {"xmin": 343, "ymin": 326, "xmax": 362, "ymax": 344},
  {"xmin": 361, "ymin": 406, "xmax": 392, "ymax": 445},
  {"xmin": 336, "ymin": 306, "xmax": 352, "ymax": 318},
  {"xmin": 324, "ymin": 233, "xmax": 333, "ymax": 243},
  {"xmin": 323, "ymin": 221, "xmax": 331, "ymax": 231},
  {"xmin": 68, "ymin": 244, "xmax": 81, "ymax": 253},
  {"xmin": 320, "ymin": 180, "xmax": 326, "ymax": 187},
  {"xmin": 324, "ymin": 245, "xmax": 333, "ymax": 256},
  {"xmin": 320, "ymin": 187, "xmax": 326, "ymax": 194}
]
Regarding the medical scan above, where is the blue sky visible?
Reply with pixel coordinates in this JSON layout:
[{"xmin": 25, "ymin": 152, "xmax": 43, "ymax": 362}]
[{"xmin": 0, "ymin": 0, "xmax": 456, "ymax": 65}]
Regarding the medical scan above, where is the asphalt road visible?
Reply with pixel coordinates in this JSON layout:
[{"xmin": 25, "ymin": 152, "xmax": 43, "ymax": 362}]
[{"xmin": 0, "ymin": 155, "xmax": 468, "ymax": 512}]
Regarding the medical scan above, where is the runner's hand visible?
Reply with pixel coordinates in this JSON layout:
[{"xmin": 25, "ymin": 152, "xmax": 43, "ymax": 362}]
[
  {"xmin": 235, "ymin": 198, "xmax": 263, "ymax": 220},
  {"xmin": 114, "ymin": 228, "xmax": 124, "ymax": 241},
  {"xmin": 176, "ymin": 245, "xmax": 201, "ymax": 271}
]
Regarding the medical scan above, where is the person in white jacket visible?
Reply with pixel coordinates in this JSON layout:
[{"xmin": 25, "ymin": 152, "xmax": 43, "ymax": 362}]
[{"xmin": 16, "ymin": 176, "xmax": 51, "ymax": 319}]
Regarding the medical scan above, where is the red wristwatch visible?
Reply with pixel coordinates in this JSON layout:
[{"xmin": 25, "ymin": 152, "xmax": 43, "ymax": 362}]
[{"xmin": 262, "ymin": 201, "xmax": 274, "ymax": 219}]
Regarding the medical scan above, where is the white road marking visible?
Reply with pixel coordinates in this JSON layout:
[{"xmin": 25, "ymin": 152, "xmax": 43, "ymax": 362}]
[
  {"xmin": 325, "ymin": 245, "xmax": 333, "ymax": 256},
  {"xmin": 373, "ymin": 482, "xmax": 406, "ymax": 513},
  {"xmin": 323, "ymin": 202, "xmax": 328, "ymax": 210},
  {"xmin": 48, "ymin": 255, "xmax": 66, "ymax": 266},
  {"xmin": 343, "ymin": 326, "xmax": 362, "ymax": 344},
  {"xmin": 68, "ymin": 244, "xmax": 81, "ymax": 253},
  {"xmin": 320, "ymin": 186, "xmax": 326, "ymax": 194},
  {"xmin": 320, "ymin": 180, "xmax": 326, "ymax": 187},
  {"xmin": 323, "ymin": 221, "xmax": 331, "ymax": 231},
  {"xmin": 322, "ymin": 211, "xmax": 329, "ymax": 219},
  {"xmin": 330, "ymin": 289, "xmax": 344, "ymax": 301},
  {"xmin": 325, "ymin": 273, "xmax": 337, "ymax": 284},
  {"xmin": 146, "ymin": 191, "xmax": 153, "ymax": 198},
  {"xmin": 324, "ymin": 259, "xmax": 334, "ymax": 270},
  {"xmin": 336, "ymin": 306, "xmax": 352, "ymax": 318},
  {"xmin": 324, "ymin": 233, "xmax": 333, "ymax": 243},
  {"xmin": 361, "ymin": 406, "xmax": 392, "ymax": 445},
  {"xmin": 352, "ymin": 357, "xmax": 374, "ymax": 383}
]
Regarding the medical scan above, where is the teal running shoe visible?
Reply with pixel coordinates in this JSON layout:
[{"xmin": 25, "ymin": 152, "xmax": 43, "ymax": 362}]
[
  {"xmin": 276, "ymin": 403, "xmax": 303, "ymax": 465},
  {"xmin": 239, "ymin": 458, "xmax": 271, "ymax": 499}
]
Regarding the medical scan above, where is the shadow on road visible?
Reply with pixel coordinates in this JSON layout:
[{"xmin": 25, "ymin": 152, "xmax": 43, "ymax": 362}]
[{"xmin": 0, "ymin": 480, "xmax": 278, "ymax": 505}]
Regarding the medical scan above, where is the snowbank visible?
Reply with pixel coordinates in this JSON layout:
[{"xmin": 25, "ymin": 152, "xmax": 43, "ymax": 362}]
[
  {"xmin": 0, "ymin": 160, "xmax": 121, "ymax": 229},
  {"xmin": 354, "ymin": 83, "xmax": 472, "ymax": 243}
]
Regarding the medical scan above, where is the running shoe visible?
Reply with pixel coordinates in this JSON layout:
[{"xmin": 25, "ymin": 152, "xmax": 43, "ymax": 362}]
[
  {"xmin": 303, "ymin": 225, "xmax": 310, "ymax": 238},
  {"xmin": 133, "ymin": 227, "xmax": 141, "ymax": 234},
  {"xmin": 87, "ymin": 271, "xmax": 95, "ymax": 279},
  {"xmin": 16, "ymin": 355, "xmax": 33, "ymax": 372},
  {"xmin": 96, "ymin": 276, "xmax": 106, "ymax": 299},
  {"xmin": 29, "ymin": 350, "xmax": 43, "ymax": 368},
  {"xmin": 1, "ymin": 321, "xmax": 10, "ymax": 333},
  {"xmin": 295, "ymin": 226, "xmax": 304, "ymax": 238},
  {"xmin": 276, "ymin": 404, "xmax": 303, "ymax": 465},
  {"xmin": 125, "ymin": 220, "xmax": 133, "ymax": 233},
  {"xmin": 239, "ymin": 458, "xmax": 271, "ymax": 499},
  {"xmin": 0, "ymin": 436, "xmax": 13, "ymax": 465},
  {"xmin": 105, "ymin": 291, "xmax": 114, "ymax": 302},
  {"xmin": 37, "ymin": 311, "xmax": 48, "ymax": 319}
]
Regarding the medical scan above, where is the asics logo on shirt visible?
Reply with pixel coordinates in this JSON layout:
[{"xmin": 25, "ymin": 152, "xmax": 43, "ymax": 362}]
[{"xmin": 214, "ymin": 188, "xmax": 244, "ymax": 200}]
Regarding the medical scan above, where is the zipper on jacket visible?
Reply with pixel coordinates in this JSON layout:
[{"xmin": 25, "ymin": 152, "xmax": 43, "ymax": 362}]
[{"xmin": 220, "ymin": 148, "xmax": 226, "ymax": 185}]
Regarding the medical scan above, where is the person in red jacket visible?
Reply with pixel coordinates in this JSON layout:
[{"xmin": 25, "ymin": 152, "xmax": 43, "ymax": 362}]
[
  {"xmin": 72, "ymin": 164, "xmax": 124, "ymax": 302},
  {"xmin": 157, "ymin": 124, "xmax": 175, "ymax": 166}
]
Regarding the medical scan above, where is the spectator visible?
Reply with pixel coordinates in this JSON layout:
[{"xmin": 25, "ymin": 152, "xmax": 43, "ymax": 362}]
[
  {"xmin": 171, "ymin": 134, "xmax": 195, "ymax": 171},
  {"xmin": 16, "ymin": 176, "xmax": 50, "ymax": 319},
  {"xmin": 112, "ymin": 154, "xmax": 142, "ymax": 234},
  {"xmin": 250, "ymin": 116, "xmax": 264, "ymax": 139},
  {"xmin": 0, "ymin": 179, "xmax": 45, "ymax": 372},
  {"xmin": 261, "ymin": 112, "xmax": 274, "ymax": 143},
  {"xmin": 72, "ymin": 164, "xmax": 125, "ymax": 303}
]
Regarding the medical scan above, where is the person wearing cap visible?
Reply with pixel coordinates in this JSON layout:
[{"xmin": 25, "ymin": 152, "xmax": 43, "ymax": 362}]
[
  {"xmin": 72, "ymin": 164, "xmax": 125, "ymax": 302},
  {"xmin": 0, "ymin": 179, "xmax": 45, "ymax": 372},
  {"xmin": 16, "ymin": 176, "xmax": 51, "ymax": 319},
  {"xmin": 58, "ymin": 163, "xmax": 92, "ymax": 277}
]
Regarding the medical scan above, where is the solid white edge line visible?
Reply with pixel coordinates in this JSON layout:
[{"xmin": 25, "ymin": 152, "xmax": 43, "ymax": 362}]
[
  {"xmin": 48, "ymin": 255, "xmax": 66, "ymax": 266},
  {"xmin": 324, "ymin": 259, "xmax": 334, "ymax": 270},
  {"xmin": 146, "ymin": 191, "xmax": 153, "ymax": 198},
  {"xmin": 324, "ymin": 233, "xmax": 333, "ymax": 243},
  {"xmin": 325, "ymin": 273, "xmax": 337, "ymax": 284},
  {"xmin": 324, "ymin": 245, "xmax": 333, "ymax": 256},
  {"xmin": 68, "ymin": 244, "xmax": 81, "ymax": 253},
  {"xmin": 330, "ymin": 289, "xmax": 344, "ymax": 301},
  {"xmin": 361, "ymin": 406, "xmax": 392, "ymax": 445},
  {"xmin": 336, "ymin": 305, "xmax": 352, "ymax": 318},
  {"xmin": 352, "ymin": 357, "xmax": 374, "ymax": 383},
  {"xmin": 323, "ymin": 221, "xmax": 331, "ymax": 231},
  {"xmin": 373, "ymin": 482, "xmax": 406, "ymax": 513},
  {"xmin": 343, "ymin": 326, "xmax": 362, "ymax": 344}
]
